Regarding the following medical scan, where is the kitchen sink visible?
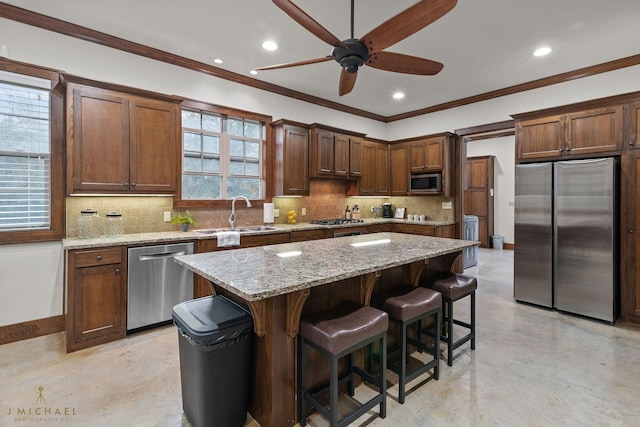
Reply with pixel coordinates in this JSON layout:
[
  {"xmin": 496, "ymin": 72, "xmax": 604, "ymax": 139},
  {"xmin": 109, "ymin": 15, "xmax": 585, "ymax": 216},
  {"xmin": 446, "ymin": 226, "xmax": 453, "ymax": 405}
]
[{"xmin": 196, "ymin": 226, "xmax": 281, "ymax": 234}]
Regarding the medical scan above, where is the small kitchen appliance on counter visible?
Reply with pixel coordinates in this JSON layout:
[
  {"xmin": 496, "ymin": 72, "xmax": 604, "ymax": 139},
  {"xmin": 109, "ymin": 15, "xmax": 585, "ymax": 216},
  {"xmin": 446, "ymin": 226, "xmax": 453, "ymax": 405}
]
[{"xmin": 382, "ymin": 203, "xmax": 393, "ymax": 218}]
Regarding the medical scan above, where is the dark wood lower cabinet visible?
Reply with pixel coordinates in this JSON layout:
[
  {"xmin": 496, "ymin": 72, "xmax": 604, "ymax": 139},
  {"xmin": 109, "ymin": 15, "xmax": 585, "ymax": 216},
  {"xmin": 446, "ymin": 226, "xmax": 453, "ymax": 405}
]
[{"xmin": 65, "ymin": 247, "xmax": 126, "ymax": 352}]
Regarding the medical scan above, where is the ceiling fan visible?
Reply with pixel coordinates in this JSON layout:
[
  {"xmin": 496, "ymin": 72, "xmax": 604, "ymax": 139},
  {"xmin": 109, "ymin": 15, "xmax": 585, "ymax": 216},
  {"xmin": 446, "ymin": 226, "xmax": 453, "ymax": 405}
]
[{"xmin": 256, "ymin": 0, "xmax": 458, "ymax": 96}]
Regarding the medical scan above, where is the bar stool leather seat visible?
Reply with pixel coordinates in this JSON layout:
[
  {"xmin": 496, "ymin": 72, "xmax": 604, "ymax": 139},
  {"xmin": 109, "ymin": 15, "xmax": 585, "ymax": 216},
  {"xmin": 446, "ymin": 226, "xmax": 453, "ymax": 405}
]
[
  {"xmin": 371, "ymin": 285, "xmax": 441, "ymax": 404},
  {"xmin": 421, "ymin": 273, "xmax": 477, "ymax": 366},
  {"xmin": 298, "ymin": 301, "xmax": 388, "ymax": 427}
]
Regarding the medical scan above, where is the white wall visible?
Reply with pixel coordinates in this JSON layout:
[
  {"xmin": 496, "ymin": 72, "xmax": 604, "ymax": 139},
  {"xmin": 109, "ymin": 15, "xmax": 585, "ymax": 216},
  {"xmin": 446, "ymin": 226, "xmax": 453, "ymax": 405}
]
[
  {"xmin": 1, "ymin": 18, "xmax": 639, "ymax": 325},
  {"xmin": 466, "ymin": 136, "xmax": 515, "ymax": 245},
  {"xmin": 0, "ymin": 242, "xmax": 64, "ymax": 326}
]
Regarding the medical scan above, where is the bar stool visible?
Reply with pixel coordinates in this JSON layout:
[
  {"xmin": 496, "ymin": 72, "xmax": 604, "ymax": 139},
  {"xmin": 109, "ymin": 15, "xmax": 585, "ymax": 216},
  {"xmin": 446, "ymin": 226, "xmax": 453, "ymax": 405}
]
[
  {"xmin": 371, "ymin": 284, "xmax": 441, "ymax": 404},
  {"xmin": 421, "ymin": 273, "xmax": 477, "ymax": 366},
  {"xmin": 298, "ymin": 301, "xmax": 388, "ymax": 427}
]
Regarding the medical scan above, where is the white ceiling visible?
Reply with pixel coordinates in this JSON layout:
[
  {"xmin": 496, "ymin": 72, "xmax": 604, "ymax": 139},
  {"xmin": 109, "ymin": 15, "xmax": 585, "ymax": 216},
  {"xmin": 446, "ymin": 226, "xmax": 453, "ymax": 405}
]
[{"xmin": 4, "ymin": 0, "xmax": 640, "ymax": 117}]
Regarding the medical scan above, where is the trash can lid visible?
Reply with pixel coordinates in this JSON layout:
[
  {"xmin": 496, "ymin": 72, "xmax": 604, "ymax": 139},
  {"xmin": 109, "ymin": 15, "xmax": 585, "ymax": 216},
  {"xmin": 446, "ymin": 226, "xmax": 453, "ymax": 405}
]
[{"xmin": 172, "ymin": 296, "xmax": 253, "ymax": 345}]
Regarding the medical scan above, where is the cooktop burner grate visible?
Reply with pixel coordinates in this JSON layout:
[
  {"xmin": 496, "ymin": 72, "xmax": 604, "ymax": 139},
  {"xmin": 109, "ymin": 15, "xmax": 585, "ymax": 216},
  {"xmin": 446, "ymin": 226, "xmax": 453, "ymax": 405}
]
[{"xmin": 310, "ymin": 218, "xmax": 365, "ymax": 225}]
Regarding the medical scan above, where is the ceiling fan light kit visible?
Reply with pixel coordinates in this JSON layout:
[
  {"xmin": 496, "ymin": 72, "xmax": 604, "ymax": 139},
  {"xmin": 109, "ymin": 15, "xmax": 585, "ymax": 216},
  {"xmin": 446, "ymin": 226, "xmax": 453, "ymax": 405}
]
[{"xmin": 260, "ymin": 0, "xmax": 458, "ymax": 95}]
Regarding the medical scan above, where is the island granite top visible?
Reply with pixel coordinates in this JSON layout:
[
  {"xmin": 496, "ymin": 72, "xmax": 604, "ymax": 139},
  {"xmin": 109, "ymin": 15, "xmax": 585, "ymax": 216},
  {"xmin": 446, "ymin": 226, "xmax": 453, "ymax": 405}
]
[{"xmin": 174, "ymin": 232, "xmax": 477, "ymax": 302}]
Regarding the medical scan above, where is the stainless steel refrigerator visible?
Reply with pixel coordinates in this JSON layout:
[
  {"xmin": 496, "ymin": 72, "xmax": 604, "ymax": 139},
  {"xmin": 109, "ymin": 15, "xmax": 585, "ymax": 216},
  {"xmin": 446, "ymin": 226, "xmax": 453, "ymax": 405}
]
[{"xmin": 514, "ymin": 158, "xmax": 619, "ymax": 323}]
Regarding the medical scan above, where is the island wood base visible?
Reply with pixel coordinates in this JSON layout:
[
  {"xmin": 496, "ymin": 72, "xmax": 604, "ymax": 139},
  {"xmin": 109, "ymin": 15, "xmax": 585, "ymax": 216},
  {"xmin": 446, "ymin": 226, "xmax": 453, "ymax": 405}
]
[{"xmin": 211, "ymin": 250, "xmax": 463, "ymax": 427}]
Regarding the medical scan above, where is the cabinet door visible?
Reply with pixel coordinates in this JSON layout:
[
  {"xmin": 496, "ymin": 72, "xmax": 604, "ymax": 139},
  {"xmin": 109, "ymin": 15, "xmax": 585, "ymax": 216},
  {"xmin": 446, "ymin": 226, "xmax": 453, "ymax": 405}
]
[
  {"xmin": 282, "ymin": 125, "xmax": 309, "ymax": 195},
  {"xmin": 311, "ymin": 128, "xmax": 334, "ymax": 176},
  {"xmin": 374, "ymin": 143, "xmax": 389, "ymax": 194},
  {"xmin": 333, "ymin": 134, "xmax": 350, "ymax": 177},
  {"xmin": 66, "ymin": 247, "xmax": 125, "ymax": 352},
  {"xmin": 71, "ymin": 86, "xmax": 130, "ymax": 192},
  {"xmin": 129, "ymin": 97, "xmax": 178, "ymax": 192},
  {"xmin": 359, "ymin": 142, "xmax": 377, "ymax": 195},
  {"xmin": 425, "ymin": 138, "xmax": 444, "ymax": 171},
  {"xmin": 409, "ymin": 141, "xmax": 427, "ymax": 172},
  {"xmin": 516, "ymin": 116, "xmax": 564, "ymax": 160},
  {"xmin": 349, "ymin": 137, "xmax": 363, "ymax": 177},
  {"xmin": 464, "ymin": 156, "xmax": 494, "ymax": 247},
  {"xmin": 565, "ymin": 106, "xmax": 623, "ymax": 156},
  {"xmin": 390, "ymin": 144, "xmax": 409, "ymax": 195},
  {"xmin": 623, "ymin": 152, "xmax": 640, "ymax": 321},
  {"xmin": 625, "ymin": 102, "xmax": 640, "ymax": 150}
]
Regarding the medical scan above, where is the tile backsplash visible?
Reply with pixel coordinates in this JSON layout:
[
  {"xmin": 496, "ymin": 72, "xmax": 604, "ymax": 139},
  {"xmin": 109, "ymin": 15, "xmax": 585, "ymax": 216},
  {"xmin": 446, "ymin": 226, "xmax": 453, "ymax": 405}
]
[{"xmin": 65, "ymin": 184, "xmax": 454, "ymax": 237}]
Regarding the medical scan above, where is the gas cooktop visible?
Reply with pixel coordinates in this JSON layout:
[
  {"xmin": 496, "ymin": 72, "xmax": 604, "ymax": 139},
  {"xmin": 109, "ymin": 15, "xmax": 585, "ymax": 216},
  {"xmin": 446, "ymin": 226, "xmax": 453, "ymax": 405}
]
[{"xmin": 310, "ymin": 218, "xmax": 365, "ymax": 225}]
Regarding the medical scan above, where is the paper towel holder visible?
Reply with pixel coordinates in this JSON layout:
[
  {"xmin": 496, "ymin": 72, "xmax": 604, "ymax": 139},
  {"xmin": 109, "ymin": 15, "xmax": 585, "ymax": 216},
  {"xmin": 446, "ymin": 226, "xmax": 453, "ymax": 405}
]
[{"xmin": 263, "ymin": 202, "xmax": 275, "ymax": 225}]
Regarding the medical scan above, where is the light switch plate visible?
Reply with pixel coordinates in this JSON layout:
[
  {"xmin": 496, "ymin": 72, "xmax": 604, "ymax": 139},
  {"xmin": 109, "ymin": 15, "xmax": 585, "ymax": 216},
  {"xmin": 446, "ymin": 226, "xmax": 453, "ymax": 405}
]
[
  {"xmin": 163, "ymin": 211, "xmax": 171, "ymax": 222},
  {"xmin": 301, "ymin": 208, "xmax": 306, "ymax": 216},
  {"xmin": 442, "ymin": 201, "xmax": 453, "ymax": 210},
  {"xmin": 273, "ymin": 208, "xmax": 280, "ymax": 218}
]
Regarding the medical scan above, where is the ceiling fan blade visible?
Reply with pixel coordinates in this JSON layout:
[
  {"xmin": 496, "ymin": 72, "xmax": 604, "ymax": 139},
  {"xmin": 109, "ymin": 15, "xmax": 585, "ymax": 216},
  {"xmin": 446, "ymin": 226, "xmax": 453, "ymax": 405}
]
[
  {"xmin": 360, "ymin": 0, "xmax": 457, "ymax": 53},
  {"xmin": 366, "ymin": 51, "xmax": 443, "ymax": 75},
  {"xmin": 339, "ymin": 69, "xmax": 358, "ymax": 96},
  {"xmin": 272, "ymin": 0, "xmax": 346, "ymax": 48},
  {"xmin": 256, "ymin": 56, "xmax": 333, "ymax": 71}
]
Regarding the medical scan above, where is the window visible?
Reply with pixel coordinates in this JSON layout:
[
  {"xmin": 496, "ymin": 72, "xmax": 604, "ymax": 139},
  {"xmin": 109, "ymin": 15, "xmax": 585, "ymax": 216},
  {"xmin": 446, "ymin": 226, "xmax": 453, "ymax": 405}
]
[
  {"xmin": 0, "ymin": 80, "xmax": 50, "ymax": 230},
  {"xmin": 0, "ymin": 65, "xmax": 63, "ymax": 243},
  {"xmin": 180, "ymin": 104, "xmax": 267, "ymax": 201}
]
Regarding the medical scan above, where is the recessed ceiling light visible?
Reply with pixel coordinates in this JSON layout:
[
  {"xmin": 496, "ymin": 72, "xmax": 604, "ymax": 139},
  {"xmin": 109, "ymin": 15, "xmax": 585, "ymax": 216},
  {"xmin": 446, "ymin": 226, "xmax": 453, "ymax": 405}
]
[
  {"xmin": 214, "ymin": 58, "xmax": 223, "ymax": 64},
  {"xmin": 533, "ymin": 47, "xmax": 552, "ymax": 57},
  {"xmin": 250, "ymin": 69, "xmax": 258, "ymax": 75},
  {"xmin": 393, "ymin": 92, "xmax": 405, "ymax": 100},
  {"xmin": 262, "ymin": 40, "xmax": 278, "ymax": 51}
]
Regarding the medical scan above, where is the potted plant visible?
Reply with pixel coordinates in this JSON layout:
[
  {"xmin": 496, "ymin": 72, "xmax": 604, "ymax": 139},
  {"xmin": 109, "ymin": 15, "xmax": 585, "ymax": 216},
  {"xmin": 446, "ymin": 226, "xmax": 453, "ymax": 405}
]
[{"xmin": 170, "ymin": 211, "xmax": 197, "ymax": 232}]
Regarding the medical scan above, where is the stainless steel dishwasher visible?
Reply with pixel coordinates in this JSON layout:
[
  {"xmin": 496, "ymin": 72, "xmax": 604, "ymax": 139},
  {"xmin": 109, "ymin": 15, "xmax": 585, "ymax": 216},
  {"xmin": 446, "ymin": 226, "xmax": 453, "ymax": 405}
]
[{"xmin": 127, "ymin": 242, "xmax": 194, "ymax": 331}]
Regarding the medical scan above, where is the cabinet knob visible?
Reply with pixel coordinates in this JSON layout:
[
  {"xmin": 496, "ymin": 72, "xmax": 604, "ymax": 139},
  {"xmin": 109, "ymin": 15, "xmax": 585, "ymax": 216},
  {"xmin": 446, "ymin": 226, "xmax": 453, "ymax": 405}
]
[
  {"xmin": 96, "ymin": 255, "xmax": 102, "ymax": 260},
  {"xmin": 123, "ymin": 182, "xmax": 128, "ymax": 187},
  {"xmin": 630, "ymin": 229, "xmax": 635, "ymax": 233},
  {"xmin": 115, "ymin": 268, "xmax": 120, "ymax": 273},
  {"xmin": 631, "ymin": 141, "xmax": 635, "ymax": 146},
  {"xmin": 566, "ymin": 147, "xmax": 571, "ymax": 152},
  {"xmin": 131, "ymin": 182, "xmax": 136, "ymax": 186}
]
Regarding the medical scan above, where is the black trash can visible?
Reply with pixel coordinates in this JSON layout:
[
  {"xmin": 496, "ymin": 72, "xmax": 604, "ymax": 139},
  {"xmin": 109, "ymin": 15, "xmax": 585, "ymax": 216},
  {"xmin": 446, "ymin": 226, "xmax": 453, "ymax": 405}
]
[{"xmin": 172, "ymin": 295, "xmax": 253, "ymax": 427}]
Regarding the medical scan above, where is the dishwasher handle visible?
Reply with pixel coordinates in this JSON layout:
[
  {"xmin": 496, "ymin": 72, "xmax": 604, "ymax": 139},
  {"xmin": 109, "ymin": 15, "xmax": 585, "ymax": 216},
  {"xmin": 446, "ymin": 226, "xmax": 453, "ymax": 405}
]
[{"xmin": 138, "ymin": 251, "xmax": 186, "ymax": 261}]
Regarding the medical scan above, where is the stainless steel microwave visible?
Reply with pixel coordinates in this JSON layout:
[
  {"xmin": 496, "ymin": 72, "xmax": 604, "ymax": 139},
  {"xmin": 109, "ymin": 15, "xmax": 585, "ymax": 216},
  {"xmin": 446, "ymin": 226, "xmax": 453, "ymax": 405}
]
[{"xmin": 410, "ymin": 173, "xmax": 442, "ymax": 192}]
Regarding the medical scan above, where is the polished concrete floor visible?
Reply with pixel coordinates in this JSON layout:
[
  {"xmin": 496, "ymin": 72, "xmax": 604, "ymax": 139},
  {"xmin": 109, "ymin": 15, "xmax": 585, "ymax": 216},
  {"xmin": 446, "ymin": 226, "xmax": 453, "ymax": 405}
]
[{"xmin": 2, "ymin": 248, "xmax": 640, "ymax": 426}]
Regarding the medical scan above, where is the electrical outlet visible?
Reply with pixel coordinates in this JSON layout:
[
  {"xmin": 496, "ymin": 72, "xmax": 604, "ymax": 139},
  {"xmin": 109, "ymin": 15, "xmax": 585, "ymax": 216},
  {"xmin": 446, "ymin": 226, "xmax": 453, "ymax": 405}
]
[
  {"xmin": 163, "ymin": 211, "xmax": 171, "ymax": 222},
  {"xmin": 371, "ymin": 206, "xmax": 375, "ymax": 212},
  {"xmin": 273, "ymin": 208, "xmax": 280, "ymax": 218},
  {"xmin": 442, "ymin": 201, "xmax": 453, "ymax": 210},
  {"xmin": 301, "ymin": 208, "xmax": 306, "ymax": 216}
]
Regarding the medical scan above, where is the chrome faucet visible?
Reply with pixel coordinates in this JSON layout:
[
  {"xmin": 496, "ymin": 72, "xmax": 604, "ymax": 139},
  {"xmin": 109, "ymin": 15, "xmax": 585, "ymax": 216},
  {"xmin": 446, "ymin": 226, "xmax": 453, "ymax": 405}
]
[{"xmin": 229, "ymin": 196, "xmax": 252, "ymax": 230}]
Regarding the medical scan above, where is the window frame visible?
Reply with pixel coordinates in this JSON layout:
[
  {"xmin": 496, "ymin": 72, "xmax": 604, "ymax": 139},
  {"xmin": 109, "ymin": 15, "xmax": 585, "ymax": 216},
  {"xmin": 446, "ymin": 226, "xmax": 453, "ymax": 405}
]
[
  {"xmin": 174, "ymin": 100, "xmax": 272, "ymax": 209},
  {"xmin": 0, "ymin": 59, "xmax": 64, "ymax": 244}
]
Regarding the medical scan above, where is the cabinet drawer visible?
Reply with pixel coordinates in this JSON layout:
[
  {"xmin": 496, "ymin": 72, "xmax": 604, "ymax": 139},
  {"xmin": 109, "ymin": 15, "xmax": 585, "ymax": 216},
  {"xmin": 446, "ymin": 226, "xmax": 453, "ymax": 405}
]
[
  {"xmin": 395, "ymin": 223, "xmax": 435, "ymax": 236},
  {"xmin": 74, "ymin": 247, "xmax": 122, "ymax": 268},
  {"xmin": 290, "ymin": 229, "xmax": 326, "ymax": 242}
]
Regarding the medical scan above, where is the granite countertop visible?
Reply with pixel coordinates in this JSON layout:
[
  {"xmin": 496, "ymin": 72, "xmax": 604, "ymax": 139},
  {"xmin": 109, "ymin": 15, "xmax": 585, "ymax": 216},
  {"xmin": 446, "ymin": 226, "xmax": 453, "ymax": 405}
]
[
  {"xmin": 62, "ymin": 218, "xmax": 455, "ymax": 249},
  {"xmin": 174, "ymin": 232, "xmax": 477, "ymax": 302}
]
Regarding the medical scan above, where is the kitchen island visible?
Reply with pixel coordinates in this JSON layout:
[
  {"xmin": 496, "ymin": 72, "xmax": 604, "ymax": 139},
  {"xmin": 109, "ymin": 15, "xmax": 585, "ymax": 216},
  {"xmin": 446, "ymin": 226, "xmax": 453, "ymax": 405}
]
[{"xmin": 174, "ymin": 232, "xmax": 477, "ymax": 427}]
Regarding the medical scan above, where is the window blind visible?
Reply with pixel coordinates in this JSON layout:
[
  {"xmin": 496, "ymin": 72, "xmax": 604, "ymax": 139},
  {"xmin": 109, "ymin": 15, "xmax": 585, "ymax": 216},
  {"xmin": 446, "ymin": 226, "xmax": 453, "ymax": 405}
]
[{"xmin": 0, "ymin": 79, "xmax": 51, "ymax": 230}]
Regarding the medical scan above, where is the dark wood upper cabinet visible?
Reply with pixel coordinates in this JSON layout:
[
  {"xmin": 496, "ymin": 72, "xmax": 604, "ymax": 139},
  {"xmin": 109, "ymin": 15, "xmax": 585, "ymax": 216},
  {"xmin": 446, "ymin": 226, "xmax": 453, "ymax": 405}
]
[
  {"xmin": 357, "ymin": 140, "xmax": 389, "ymax": 196},
  {"xmin": 516, "ymin": 115, "xmax": 564, "ymax": 160},
  {"xmin": 624, "ymin": 102, "xmax": 640, "ymax": 150},
  {"xmin": 272, "ymin": 120, "xmax": 310, "ymax": 196},
  {"xmin": 333, "ymin": 134, "xmax": 350, "ymax": 177},
  {"xmin": 515, "ymin": 106, "xmax": 623, "ymax": 162},
  {"xmin": 564, "ymin": 106, "xmax": 622, "ymax": 156},
  {"xmin": 390, "ymin": 143, "xmax": 409, "ymax": 195},
  {"xmin": 310, "ymin": 127, "xmax": 335, "ymax": 177},
  {"xmin": 67, "ymin": 83, "xmax": 179, "ymax": 194},
  {"xmin": 309, "ymin": 125, "xmax": 365, "ymax": 179},
  {"xmin": 410, "ymin": 136, "xmax": 445, "ymax": 172},
  {"xmin": 349, "ymin": 137, "xmax": 363, "ymax": 177}
]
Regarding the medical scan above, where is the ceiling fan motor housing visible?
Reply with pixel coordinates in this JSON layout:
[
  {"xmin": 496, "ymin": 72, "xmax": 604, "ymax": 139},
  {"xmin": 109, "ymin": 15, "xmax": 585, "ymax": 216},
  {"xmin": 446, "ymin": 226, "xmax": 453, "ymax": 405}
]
[{"xmin": 332, "ymin": 39, "xmax": 370, "ymax": 74}]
